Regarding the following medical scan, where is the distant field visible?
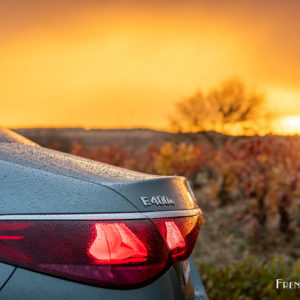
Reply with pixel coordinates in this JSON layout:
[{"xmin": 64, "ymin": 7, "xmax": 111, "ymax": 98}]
[{"xmin": 13, "ymin": 127, "xmax": 231, "ymax": 152}]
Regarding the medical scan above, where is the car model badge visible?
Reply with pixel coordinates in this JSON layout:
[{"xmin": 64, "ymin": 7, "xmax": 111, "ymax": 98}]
[{"xmin": 140, "ymin": 196, "xmax": 175, "ymax": 206}]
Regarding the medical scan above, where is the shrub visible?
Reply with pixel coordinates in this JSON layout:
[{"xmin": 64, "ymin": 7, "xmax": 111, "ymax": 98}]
[
  {"xmin": 197, "ymin": 256, "xmax": 300, "ymax": 300},
  {"xmin": 154, "ymin": 142, "xmax": 206, "ymax": 182}
]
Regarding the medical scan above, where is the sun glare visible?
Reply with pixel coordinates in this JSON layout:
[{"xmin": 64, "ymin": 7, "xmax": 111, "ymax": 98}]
[{"xmin": 275, "ymin": 116, "xmax": 300, "ymax": 135}]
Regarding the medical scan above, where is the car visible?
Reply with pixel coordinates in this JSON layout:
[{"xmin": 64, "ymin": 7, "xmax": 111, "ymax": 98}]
[{"xmin": 0, "ymin": 128, "xmax": 208, "ymax": 300}]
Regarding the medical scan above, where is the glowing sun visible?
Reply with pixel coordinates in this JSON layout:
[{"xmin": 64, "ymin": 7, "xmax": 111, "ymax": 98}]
[{"xmin": 276, "ymin": 116, "xmax": 300, "ymax": 135}]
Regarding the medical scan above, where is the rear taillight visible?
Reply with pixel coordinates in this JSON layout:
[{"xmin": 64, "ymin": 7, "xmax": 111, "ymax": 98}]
[
  {"xmin": 153, "ymin": 216, "xmax": 201, "ymax": 262},
  {"xmin": 0, "ymin": 214, "xmax": 203, "ymax": 288}
]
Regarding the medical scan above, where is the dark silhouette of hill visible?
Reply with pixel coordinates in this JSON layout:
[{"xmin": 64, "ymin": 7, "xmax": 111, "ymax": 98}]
[{"xmin": 13, "ymin": 128, "xmax": 236, "ymax": 152}]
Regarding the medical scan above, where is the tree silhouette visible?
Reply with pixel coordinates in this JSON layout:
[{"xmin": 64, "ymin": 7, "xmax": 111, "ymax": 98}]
[{"xmin": 170, "ymin": 78, "xmax": 265, "ymax": 134}]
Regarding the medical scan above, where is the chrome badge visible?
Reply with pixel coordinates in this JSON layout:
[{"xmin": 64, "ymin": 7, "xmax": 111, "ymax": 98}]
[{"xmin": 140, "ymin": 196, "xmax": 175, "ymax": 206}]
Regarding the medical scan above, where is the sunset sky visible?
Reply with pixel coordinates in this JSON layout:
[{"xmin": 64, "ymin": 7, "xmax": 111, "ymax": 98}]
[{"xmin": 1, "ymin": 0, "xmax": 300, "ymax": 134}]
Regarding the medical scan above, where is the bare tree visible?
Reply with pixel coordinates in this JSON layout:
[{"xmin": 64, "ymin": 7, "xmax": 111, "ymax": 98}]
[
  {"xmin": 170, "ymin": 91, "xmax": 212, "ymax": 132},
  {"xmin": 170, "ymin": 78, "xmax": 265, "ymax": 134}
]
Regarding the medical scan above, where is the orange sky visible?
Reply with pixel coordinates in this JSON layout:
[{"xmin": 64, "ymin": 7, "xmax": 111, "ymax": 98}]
[{"xmin": 1, "ymin": 0, "xmax": 300, "ymax": 133}]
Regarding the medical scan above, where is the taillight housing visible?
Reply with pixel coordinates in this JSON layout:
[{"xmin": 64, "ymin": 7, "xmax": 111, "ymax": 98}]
[
  {"xmin": 0, "ymin": 214, "xmax": 203, "ymax": 289},
  {"xmin": 153, "ymin": 216, "xmax": 201, "ymax": 262}
]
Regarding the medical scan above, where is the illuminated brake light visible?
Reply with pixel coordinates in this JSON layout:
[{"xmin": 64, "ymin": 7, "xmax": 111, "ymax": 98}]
[
  {"xmin": 153, "ymin": 216, "xmax": 202, "ymax": 262},
  {"xmin": 0, "ymin": 215, "xmax": 203, "ymax": 288},
  {"xmin": 0, "ymin": 236, "xmax": 23, "ymax": 240},
  {"xmin": 164, "ymin": 221, "xmax": 185, "ymax": 251},
  {"xmin": 89, "ymin": 223, "xmax": 147, "ymax": 263}
]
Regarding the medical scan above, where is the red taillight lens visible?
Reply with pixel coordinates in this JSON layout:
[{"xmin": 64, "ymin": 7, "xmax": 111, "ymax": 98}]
[
  {"xmin": 0, "ymin": 215, "xmax": 202, "ymax": 288},
  {"xmin": 153, "ymin": 216, "xmax": 201, "ymax": 262},
  {"xmin": 89, "ymin": 223, "xmax": 147, "ymax": 264}
]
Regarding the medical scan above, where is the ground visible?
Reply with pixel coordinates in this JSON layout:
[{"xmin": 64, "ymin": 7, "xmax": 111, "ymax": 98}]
[{"xmin": 193, "ymin": 188, "xmax": 300, "ymax": 269}]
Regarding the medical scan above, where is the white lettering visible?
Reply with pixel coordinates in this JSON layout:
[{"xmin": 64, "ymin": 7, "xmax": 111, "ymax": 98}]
[
  {"xmin": 151, "ymin": 196, "xmax": 159, "ymax": 205},
  {"xmin": 276, "ymin": 279, "xmax": 300, "ymax": 289},
  {"xmin": 276, "ymin": 279, "xmax": 282, "ymax": 289},
  {"xmin": 140, "ymin": 195, "xmax": 176, "ymax": 206},
  {"xmin": 156, "ymin": 196, "xmax": 164, "ymax": 205},
  {"xmin": 140, "ymin": 197, "xmax": 151, "ymax": 206},
  {"xmin": 162, "ymin": 196, "xmax": 170, "ymax": 204}
]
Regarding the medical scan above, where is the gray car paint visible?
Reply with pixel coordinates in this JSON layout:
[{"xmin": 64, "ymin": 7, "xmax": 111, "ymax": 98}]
[
  {"xmin": 0, "ymin": 159, "xmax": 138, "ymax": 214},
  {"xmin": 0, "ymin": 143, "xmax": 197, "ymax": 213},
  {"xmin": 0, "ymin": 264, "xmax": 186, "ymax": 300},
  {"xmin": 0, "ymin": 263, "xmax": 15, "ymax": 291}
]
